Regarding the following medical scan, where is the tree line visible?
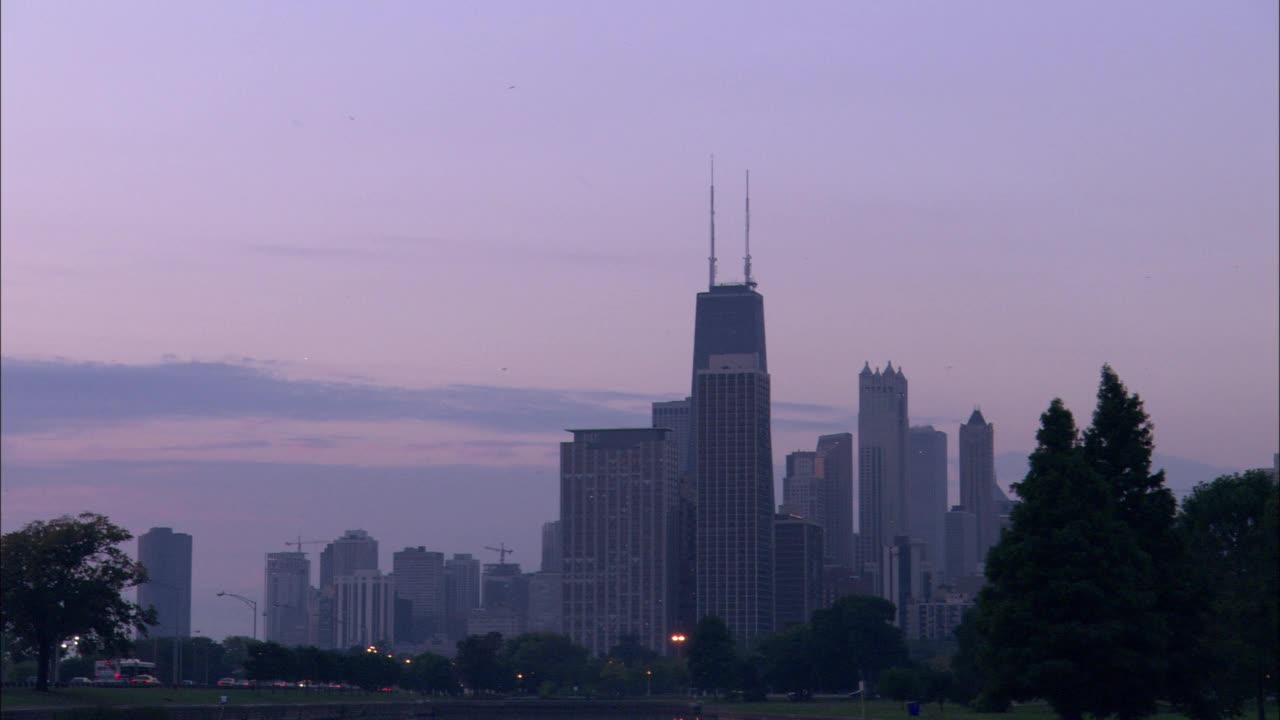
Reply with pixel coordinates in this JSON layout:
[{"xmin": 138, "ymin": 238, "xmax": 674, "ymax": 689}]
[{"xmin": 954, "ymin": 366, "xmax": 1278, "ymax": 720}]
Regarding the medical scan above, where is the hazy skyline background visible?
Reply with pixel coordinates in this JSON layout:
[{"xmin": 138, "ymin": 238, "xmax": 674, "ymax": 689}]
[{"xmin": 2, "ymin": 1, "xmax": 1277, "ymax": 641}]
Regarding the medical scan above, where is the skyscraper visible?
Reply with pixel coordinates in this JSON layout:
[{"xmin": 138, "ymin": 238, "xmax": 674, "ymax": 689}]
[
  {"xmin": 907, "ymin": 425, "xmax": 948, "ymax": 567},
  {"xmin": 857, "ymin": 363, "xmax": 909, "ymax": 591},
  {"xmin": 689, "ymin": 167, "xmax": 774, "ymax": 643},
  {"xmin": 561, "ymin": 428, "xmax": 678, "ymax": 656},
  {"xmin": 652, "ymin": 397, "xmax": 697, "ymax": 635},
  {"xmin": 959, "ymin": 410, "xmax": 998, "ymax": 568},
  {"xmin": 333, "ymin": 570, "xmax": 395, "ymax": 648},
  {"xmin": 443, "ymin": 554, "xmax": 481, "ymax": 641},
  {"xmin": 136, "ymin": 527, "xmax": 192, "ymax": 638},
  {"xmin": 540, "ymin": 521, "xmax": 562, "ymax": 574},
  {"xmin": 944, "ymin": 506, "xmax": 978, "ymax": 580},
  {"xmin": 815, "ymin": 433, "xmax": 855, "ymax": 569},
  {"xmin": 392, "ymin": 547, "xmax": 445, "ymax": 644},
  {"xmin": 782, "ymin": 451, "xmax": 821, "ymax": 522},
  {"xmin": 774, "ymin": 513, "xmax": 824, "ymax": 630},
  {"xmin": 652, "ymin": 398, "xmax": 692, "ymax": 476},
  {"xmin": 320, "ymin": 529, "xmax": 379, "ymax": 592},
  {"xmin": 695, "ymin": 353, "xmax": 774, "ymax": 643},
  {"xmin": 264, "ymin": 551, "xmax": 310, "ymax": 647}
]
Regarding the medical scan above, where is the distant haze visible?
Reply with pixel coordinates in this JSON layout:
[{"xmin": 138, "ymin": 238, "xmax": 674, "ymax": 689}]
[{"xmin": 2, "ymin": 1, "xmax": 1276, "ymax": 640}]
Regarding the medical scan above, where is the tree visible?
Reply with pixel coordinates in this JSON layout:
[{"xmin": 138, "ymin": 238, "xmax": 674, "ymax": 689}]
[
  {"xmin": 1180, "ymin": 470, "xmax": 1279, "ymax": 720},
  {"xmin": 758, "ymin": 625, "xmax": 815, "ymax": 695},
  {"xmin": 505, "ymin": 633, "xmax": 590, "ymax": 695},
  {"xmin": 243, "ymin": 641, "xmax": 294, "ymax": 683},
  {"xmin": 1082, "ymin": 366, "xmax": 1183, "ymax": 704},
  {"xmin": 976, "ymin": 399, "xmax": 1163, "ymax": 720},
  {"xmin": 879, "ymin": 666, "xmax": 925, "ymax": 701},
  {"xmin": 809, "ymin": 595, "xmax": 906, "ymax": 692},
  {"xmin": 687, "ymin": 616, "xmax": 736, "ymax": 696},
  {"xmin": 404, "ymin": 652, "xmax": 457, "ymax": 695},
  {"xmin": 0, "ymin": 513, "xmax": 156, "ymax": 691},
  {"xmin": 454, "ymin": 632, "xmax": 510, "ymax": 695}
]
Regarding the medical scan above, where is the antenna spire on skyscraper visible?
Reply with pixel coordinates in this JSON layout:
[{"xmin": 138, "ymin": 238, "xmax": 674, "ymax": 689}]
[
  {"xmin": 743, "ymin": 169, "xmax": 754, "ymax": 287},
  {"xmin": 709, "ymin": 155, "xmax": 717, "ymax": 289}
]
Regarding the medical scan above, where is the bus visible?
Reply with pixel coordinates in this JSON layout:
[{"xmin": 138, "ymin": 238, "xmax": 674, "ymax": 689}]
[{"xmin": 93, "ymin": 658, "xmax": 157, "ymax": 684}]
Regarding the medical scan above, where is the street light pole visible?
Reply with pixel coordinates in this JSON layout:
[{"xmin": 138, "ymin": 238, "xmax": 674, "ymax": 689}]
[{"xmin": 216, "ymin": 592, "xmax": 258, "ymax": 641}]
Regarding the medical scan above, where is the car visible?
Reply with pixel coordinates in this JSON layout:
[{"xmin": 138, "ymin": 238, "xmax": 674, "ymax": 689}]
[
  {"xmin": 181, "ymin": 680, "xmax": 196, "ymax": 687},
  {"xmin": 236, "ymin": 679, "xmax": 255, "ymax": 688},
  {"xmin": 130, "ymin": 675, "xmax": 160, "ymax": 686},
  {"xmin": 217, "ymin": 677, "xmax": 237, "ymax": 687},
  {"xmin": 69, "ymin": 677, "xmax": 93, "ymax": 686},
  {"xmin": 270, "ymin": 680, "xmax": 290, "ymax": 687}
]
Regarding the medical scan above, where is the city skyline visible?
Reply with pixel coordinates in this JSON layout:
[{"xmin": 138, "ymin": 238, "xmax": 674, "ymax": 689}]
[{"xmin": 2, "ymin": 1, "xmax": 1276, "ymax": 641}]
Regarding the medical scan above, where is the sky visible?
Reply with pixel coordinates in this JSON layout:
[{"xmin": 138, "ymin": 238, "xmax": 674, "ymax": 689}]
[{"xmin": 2, "ymin": 1, "xmax": 1277, "ymax": 641}]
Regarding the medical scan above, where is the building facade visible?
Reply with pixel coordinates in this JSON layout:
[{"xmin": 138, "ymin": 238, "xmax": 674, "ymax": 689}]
[
  {"xmin": 332, "ymin": 570, "xmax": 395, "ymax": 648},
  {"xmin": 320, "ymin": 529, "xmax": 379, "ymax": 592},
  {"xmin": 443, "ymin": 553, "xmax": 481, "ymax": 641},
  {"xmin": 264, "ymin": 551, "xmax": 311, "ymax": 647},
  {"xmin": 541, "ymin": 521, "xmax": 563, "ymax": 574},
  {"xmin": 392, "ymin": 547, "xmax": 446, "ymax": 644},
  {"xmin": 136, "ymin": 527, "xmax": 193, "ymax": 638},
  {"xmin": 907, "ymin": 425, "xmax": 948, "ymax": 568},
  {"xmin": 881, "ymin": 535, "xmax": 930, "ymax": 628},
  {"xmin": 695, "ymin": 353, "xmax": 775, "ymax": 644},
  {"xmin": 959, "ymin": 410, "xmax": 998, "ymax": 569},
  {"xmin": 857, "ymin": 363, "xmax": 909, "ymax": 592},
  {"xmin": 561, "ymin": 428, "xmax": 678, "ymax": 656},
  {"xmin": 815, "ymin": 433, "xmax": 855, "ymax": 569},
  {"xmin": 774, "ymin": 513, "xmax": 824, "ymax": 630},
  {"xmin": 944, "ymin": 506, "xmax": 979, "ymax": 580},
  {"xmin": 527, "ymin": 571, "xmax": 563, "ymax": 634}
]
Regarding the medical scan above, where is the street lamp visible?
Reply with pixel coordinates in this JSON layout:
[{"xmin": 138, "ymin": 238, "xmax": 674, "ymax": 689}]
[
  {"xmin": 216, "ymin": 592, "xmax": 258, "ymax": 641},
  {"xmin": 645, "ymin": 669, "xmax": 652, "ymax": 697}
]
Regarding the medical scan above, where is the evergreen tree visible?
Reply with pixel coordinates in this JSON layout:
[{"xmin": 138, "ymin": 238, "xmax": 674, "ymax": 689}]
[
  {"xmin": 1081, "ymin": 366, "xmax": 1185, "ymax": 705},
  {"xmin": 978, "ymin": 399, "xmax": 1163, "ymax": 720}
]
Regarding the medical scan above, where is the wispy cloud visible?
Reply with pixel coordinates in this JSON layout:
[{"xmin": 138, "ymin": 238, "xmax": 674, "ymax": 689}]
[{"xmin": 0, "ymin": 358, "xmax": 651, "ymax": 435}]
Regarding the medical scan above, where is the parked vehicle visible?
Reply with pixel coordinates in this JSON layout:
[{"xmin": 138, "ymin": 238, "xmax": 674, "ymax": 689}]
[
  {"xmin": 217, "ymin": 677, "xmax": 237, "ymax": 687},
  {"xmin": 129, "ymin": 675, "xmax": 160, "ymax": 686},
  {"xmin": 69, "ymin": 677, "xmax": 93, "ymax": 686}
]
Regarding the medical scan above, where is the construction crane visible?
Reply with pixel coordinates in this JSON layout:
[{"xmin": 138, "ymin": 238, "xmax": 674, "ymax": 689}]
[
  {"xmin": 484, "ymin": 543, "xmax": 514, "ymax": 565},
  {"xmin": 285, "ymin": 536, "xmax": 326, "ymax": 553}
]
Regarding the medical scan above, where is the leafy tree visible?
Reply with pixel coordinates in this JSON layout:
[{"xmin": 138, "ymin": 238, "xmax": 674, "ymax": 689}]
[
  {"xmin": 607, "ymin": 634, "xmax": 658, "ymax": 668},
  {"xmin": 243, "ymin": 640, "xmax": 294, "ymax": 682},
  {"xmin": 977, "ymin": 399, "xmax": 1162, "ymax": 720},
  {"xmin": 0, "ymin": 513, "xmax": 156, "ymax": 691},
  {"xmin": 809, "ymin": 595, "xmax": 906, "ymax": 692},
  {"xmin": 57, "ymin": 656, "xmax": 94, "ymax": 682},
  {"xmin": 293, "ymin": 645, "xmax": 336, "ymax": 684},
  {"xmin": 758, "ymin": 625, "xmax": 815, "ymax": 695},
  {"xmin": 879, "ymin": 666, "xmax": 925, "ymax": 701},
  {"xmin": 454, "ymin": 632, "xmax": 510, "ymax": 695},
  {"xmin": 404, "ymin": 652, "xmax": 457, "ymax": 695},
  {"xmin": 1180, "ymin": 470, "xmax": 1279, "ymax": 720},
  {"xmin": 217, "ymin": 636, "xmax": 253, "ymax": 679},
  {"xmin": 505, "ymin": 633, "xmax": 590, "ymax": 695},
  {"xmin": 687, "ymin": 616, "xmax": 736, "ymax": 696}
]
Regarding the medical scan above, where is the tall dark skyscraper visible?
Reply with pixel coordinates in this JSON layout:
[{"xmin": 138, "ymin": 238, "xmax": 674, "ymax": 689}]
[
  {"xmin": 690, "ymin": 168, "xmax": 774, "ymax": 643},
  {"xmin": 652, "ymin": 397, "xmax": 696, "ymax": 634},
  {"xmin": 815, "ymin": 432, "xmax": 855, "ymax": 568},
  {"xmin": 540, "ymin": 521, "xmax": 562, "ymax": 574},
  {"xmin": 857, "ymin": 363, "xmax": 909, "ymax": 592},
  {"xmin": 443, "ymin": 553, "xmax": 481, "ymax": 641},
  {"xmin": 907, "ymin": 425, "xmax": 948, "ymax": 567},
  {"xmin": 959, "ymin": 410, "xmax": 998, "ymax": 568},
  {"xmin": 561, "ymin": 428, "xmax": 678, "ymax": 656},
  {"xmin": 264, "ymin": 551, "xmax": 310, "ymax": 647},
  {"xmin": 774, "ymin": 513, "xmax": 824, "ymax": 630},
  {"xmin": 319, "ymin": 529, "xmax": 379, "ymax": 592},
  {"xmin": 392, "ymin": 547, "xmax": 445, "ymax": 643},
  {"xmin": 136, "ymin": 527, "xmax": 192, "ymax": 638}
]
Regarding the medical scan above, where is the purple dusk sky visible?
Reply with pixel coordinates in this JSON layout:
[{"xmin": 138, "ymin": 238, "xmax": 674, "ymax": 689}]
[{"xmin": 2, "ymin": 1, "xmax": 1277, "ymax": 641}]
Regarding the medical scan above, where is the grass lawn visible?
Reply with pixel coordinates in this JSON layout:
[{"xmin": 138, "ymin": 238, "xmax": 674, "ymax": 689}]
[
  {"xmin": 0, "ymin": 686, "xmax": 414, "ymax": 709},
  {"xmin": 703, "ymin": 699, "xmax": 1206, "ymax": 720}
]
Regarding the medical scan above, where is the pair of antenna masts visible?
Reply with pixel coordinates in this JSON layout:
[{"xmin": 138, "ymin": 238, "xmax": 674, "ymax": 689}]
[{"xmin": 708, "ymin": 155, "xmax": 754, "ymax": 290}]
